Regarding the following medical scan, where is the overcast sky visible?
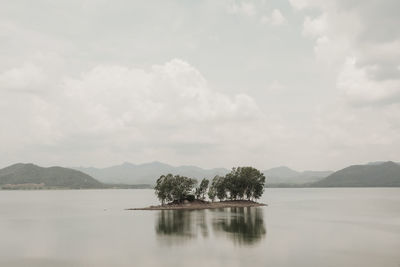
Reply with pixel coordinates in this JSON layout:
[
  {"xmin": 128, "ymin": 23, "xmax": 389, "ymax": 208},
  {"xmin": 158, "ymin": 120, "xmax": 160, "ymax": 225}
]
[{"xmin": 1, "ymin": 0, "xmax": 399, "ymax": 171}]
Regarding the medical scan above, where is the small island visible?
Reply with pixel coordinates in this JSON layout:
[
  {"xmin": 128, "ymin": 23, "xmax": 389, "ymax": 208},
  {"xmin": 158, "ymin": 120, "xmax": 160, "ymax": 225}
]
[{"xmin": 128, "ymin": 166, "xmax": 267, "ymax": 210}]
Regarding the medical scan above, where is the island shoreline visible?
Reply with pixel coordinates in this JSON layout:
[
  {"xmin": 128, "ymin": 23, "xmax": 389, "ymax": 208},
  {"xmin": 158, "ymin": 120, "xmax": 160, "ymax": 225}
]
[{"xmin": 126, "ymin": 200, "xmax": 267, "ymax": 211}]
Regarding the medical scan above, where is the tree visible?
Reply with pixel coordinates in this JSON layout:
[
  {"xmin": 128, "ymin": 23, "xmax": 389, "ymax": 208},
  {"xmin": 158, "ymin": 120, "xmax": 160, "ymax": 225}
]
[
  {"xmin": 171, "ymin": 175, "xmax": 197, "ymax": 202},
  {"xmin": 209, "ymin": 175, "xmax": 228, "ymax": 201},
  {"xmin": 155, "ymin": 174, "xmax": 174, "ymax": 205},
  {"xmin": 208, "ymin": 177, "xmax": 217, "ymax": 202},
  {"xmin": 238, "ymin": 167, "xmax": 265, "ymax": 200},
  {"xmin": 154, "ymin": 174, "xmax": 197, "ymax": 204},
  {"xmin": 223, "ymin": 167, "xmax": 266, "ymax": 201},
  {"xmin": 195, "ymin": 178, "xmax": 209, "ymax": 200},
  {"xmin": 155, "ymin": 166, "xmax": 265, "ymax": 205}
]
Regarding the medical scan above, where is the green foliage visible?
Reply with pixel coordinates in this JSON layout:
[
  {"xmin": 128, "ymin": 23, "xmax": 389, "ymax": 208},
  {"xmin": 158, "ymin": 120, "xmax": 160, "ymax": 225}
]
[
  {"xmin": 155, "ymin": 166, "xmax": 265, "ymax": 204},
  {"xmin": 186, "ymin": 194, "xmax": 196, "ymax": 202},
  {"xmin": 195, "ymin": 178, "xmax": 209, "ymax": 200},
  {"xmin": 207, "ymin": 177, "xmax": 217, "ymax": 202},
  {"xmin": 155, "ymin": 174, "xmax": 173, "ymax": 205},
  {"xmin": 155, "ymin": 174, "xmax": 197, "ymax": 204},
  {"xmin": 209, "ymin": 167, "xmax": 265, "ymax": 201},
  {"xmin": 208, "ymin": 175, "xmax": 228, "ymax": 201}
]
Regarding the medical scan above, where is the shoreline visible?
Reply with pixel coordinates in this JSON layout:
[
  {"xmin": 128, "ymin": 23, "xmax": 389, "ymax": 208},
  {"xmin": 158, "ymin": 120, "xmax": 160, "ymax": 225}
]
[{"xmin": 126, "ymin": 200, "xmax": 267, "ymax": 211}]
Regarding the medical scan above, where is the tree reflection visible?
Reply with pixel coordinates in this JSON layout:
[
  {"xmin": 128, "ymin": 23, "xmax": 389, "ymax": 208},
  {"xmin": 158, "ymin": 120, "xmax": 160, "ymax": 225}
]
[
  {"xmin": 155, "ymin": 207, "xmax": 266, "ymax": 246},
  {"xmin": 156, "ymin": 210, "xmax": 208, "ymax": 244},
  {"xmin": 212, "ymin": 207, "xmax": 266, "ymax": 245}
]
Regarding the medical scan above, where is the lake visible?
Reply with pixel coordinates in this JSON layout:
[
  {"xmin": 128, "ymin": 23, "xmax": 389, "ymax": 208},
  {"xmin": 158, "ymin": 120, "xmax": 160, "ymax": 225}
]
[{"xmin": 0, "ymin": 188, "xmax": 399, "ymax": 267}]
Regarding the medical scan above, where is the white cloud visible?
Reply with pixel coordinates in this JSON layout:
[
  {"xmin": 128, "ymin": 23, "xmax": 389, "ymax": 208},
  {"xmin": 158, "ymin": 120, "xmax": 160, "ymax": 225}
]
[
  {"xmin": 59, "ymin": 59, "xmax": 259, "ymax": 127},
  {"xmin": 260, "ymin": 9, "xmax": 287, "ymax": 26},
  {"xmin": 291, "ymin": 0, "xmax": 400, "ymax": 106},
  {"xmin": 288, "ymin": 0, "xmax": 314, "ymax": 10},
  {"xmin": 288, "ymin": 0, "xmax": 400, "ymax": 167},
  {"xmin": 313, "ymin": 104, "xmax": 400, "ymax": 160},
  {"xmin": 227, "ymin": 1, "xmax": 256, "ymax": 17},
  {"xmin": 0, "ymin": 62, "xmax": 46, "ymax": 91},
  {"xmin": 1, "ymin": 0, "xmax": 400, "ymax": 170},
  {"xmin": 300, "ymin": 10, "xmax": 361, "ymax": 65},
  {"xmin": 270, "ymin": 9, "xmax": 286, "ymax": 26},
  {"xmin": 337, "ymin": 57, "xmax": 400, "ymax": 106},
  {"xmin": 0, "ymin": 59, "xmax": 274, "ymax": 167},
  {"xmin": 302, "ymin": 14, "xmax": 327, "ymax": 37},
  {"xmin": 288, "ymin": 0, "xmax": 334, "ymax": 11}
]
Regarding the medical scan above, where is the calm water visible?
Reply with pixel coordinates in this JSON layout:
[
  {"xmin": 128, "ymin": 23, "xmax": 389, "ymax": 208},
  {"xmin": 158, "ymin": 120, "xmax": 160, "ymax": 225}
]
[{"xmin": 0, "ymin": 188, "xmax": 399, "ymax": 267}]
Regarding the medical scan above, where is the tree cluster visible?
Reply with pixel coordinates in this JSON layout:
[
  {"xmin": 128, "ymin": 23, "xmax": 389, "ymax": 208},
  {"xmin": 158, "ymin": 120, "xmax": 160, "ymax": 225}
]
[
  {"xmin": 155, "ymin": 174, "xmax": 197, "ymax": 205},
  {"xmin": 208, "ymin": 167, "xmax": 265, "ymax": 201},
  {"xmin": 154, "ymin": 167, "xmax": 266, "ymax": 205}
]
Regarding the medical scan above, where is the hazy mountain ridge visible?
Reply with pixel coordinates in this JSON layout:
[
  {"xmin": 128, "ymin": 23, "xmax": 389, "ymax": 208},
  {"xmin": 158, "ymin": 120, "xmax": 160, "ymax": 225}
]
[
  {"xmin": 0, "ymin": 163, "xmax": 104, "ymax": 189},
  {"xmin": 312, "ymin": 161, "xmax": 400, "ymax": 187},
  {"xmin": 74, "ymin": 161, "xmax": 229, "ymax": 185},
  {"xmin": 3, "ymin": 161, "xmax": 399, "ymax": 188},
  {"xmin": 263, "ymin": 166, "xmax": 333, "ymax": 185},
  {"xmin": 74, "ymin": 162, "xmax": 333, "ymax": 186},
  {"xmin": 367, "ymin": 161, "xmax": 400, "ymax": 165}
]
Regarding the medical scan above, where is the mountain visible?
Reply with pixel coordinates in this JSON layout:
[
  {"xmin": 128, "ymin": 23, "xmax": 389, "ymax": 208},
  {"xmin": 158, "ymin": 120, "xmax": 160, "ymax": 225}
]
[
  {"xmin": 263, "ymin": 166, "xmax": 332, "ymax": 185},
  {"xmin": 4, "ymin": 161, "xmax": 398, "ymax": 188},
  {"xmin": 74, "ymin": 161, "xmax": 229, "ymax": 185},
  {"xmin": 263, "ymin": 166, "xmax": 299, "ymax": 178},
  {"xmin": 75, "ymin": 162, "xmax": 332, "ymax": 186},
  {"xmin": 367, "ymin": 161, "xmax": 400, "ymax": 165},
  {"xmin": 0, "ymin": 163, "xmax": 105, "ymax": 189},
  {"xmin": 312, "ymin": 161, "xmax": 400, "ymax": 187}
]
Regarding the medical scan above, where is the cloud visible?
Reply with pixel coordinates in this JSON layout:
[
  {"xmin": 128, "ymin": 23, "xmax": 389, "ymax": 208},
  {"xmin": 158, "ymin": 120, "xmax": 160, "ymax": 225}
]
[
  {"xmin": 300, "ymin": 10, "xmax": 361, "ymax": 65},
  {"xmin": 0, "ymin": 58, "xmax": 271, "ymax": 167},
  {"xmin": 302, "ymin": 14, "xmax": 327, "ymax": 37},
  {"xmin": 59, "ymin": 59, "xmax": 259, "ymax": 127},
  {"xmin": 287, "ymin": 0, "xmax": 400, "ymax": 166},
  {"xmin": 313, "ymin": 102, "xmax": 400, "ymax": 158},
  {"xmin": 260, "ymin": 9, "xmax": 287, "ymax": 26},
  {"xmin": 227, "ymin": 1, "xmax": 256, "ymax": 17},
  {"xmin": 0, "ymin": 62, "xmax": 46, "ymax": 92},
  {"xmin": 227, "ymin": 2, "xmax": 286, "ymax": 26},
  {"xmin": 291, "ymin": 0, "xmax": 400, "ymax": 106},
  {"xmin": 1, "ymin": 0, "xmax": 399, "ymax": 170},
  {"xmin": 337, "ymin": 57, "xmax": 400, "ymax": 106}
]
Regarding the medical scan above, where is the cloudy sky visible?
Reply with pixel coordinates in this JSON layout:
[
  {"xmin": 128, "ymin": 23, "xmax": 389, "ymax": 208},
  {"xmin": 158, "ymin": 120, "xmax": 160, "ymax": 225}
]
[{"xmin": 1, "ymin": 0, "xmax": 399, "ymax": 171}]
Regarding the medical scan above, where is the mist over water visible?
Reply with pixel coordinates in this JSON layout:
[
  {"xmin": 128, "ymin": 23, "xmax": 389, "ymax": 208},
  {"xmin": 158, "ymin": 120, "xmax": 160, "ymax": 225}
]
[{"xmin": 0, "ymin": 189, "xmax": 399, "ymax": 267}]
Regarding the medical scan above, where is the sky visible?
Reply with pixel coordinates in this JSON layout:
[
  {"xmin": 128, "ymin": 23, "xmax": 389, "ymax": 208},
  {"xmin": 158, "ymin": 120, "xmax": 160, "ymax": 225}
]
[{"xmin": 0, "ymin": 0, "xmax": 399, "ymax": 171}]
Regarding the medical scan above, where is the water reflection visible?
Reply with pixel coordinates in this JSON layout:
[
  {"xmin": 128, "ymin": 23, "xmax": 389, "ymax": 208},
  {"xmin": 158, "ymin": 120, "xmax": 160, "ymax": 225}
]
[
  {"xmin": 156, "ymin": 210, "xmax": 208, "ymax": 244},
  {"xmin": 212, "ymin": 207, "xmax": 267, "ymax": 245},
  {"xmin": 155, "ymin": 207, "xmax": 266, "ymax": 246}
]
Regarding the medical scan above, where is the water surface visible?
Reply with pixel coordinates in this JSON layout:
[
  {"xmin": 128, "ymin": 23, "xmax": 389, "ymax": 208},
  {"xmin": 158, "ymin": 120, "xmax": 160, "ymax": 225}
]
[{"xmin": 0, "ymin": 188, "xmax": 399, "ymax": 266}]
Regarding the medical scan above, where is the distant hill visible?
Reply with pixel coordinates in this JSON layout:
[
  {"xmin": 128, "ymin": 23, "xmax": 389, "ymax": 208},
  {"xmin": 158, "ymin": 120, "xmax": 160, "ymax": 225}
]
[
  {"xmin": 263, "ymin": 166, "xmax": 299, "ymax": 178},
  {"xmin": 75, "ymin": 162, "xmax": 331, "ymax": 186},
  {"xmin": 263, "ymin": 166, "xmax": 332, "ymax": 185},
  {"xmin": 367, "ymin": 161, "xmax": 400, "ymax": 165},
  {"xmin": 74, "ymin": 161, "xmax": 229, "ymax": 185},
  {"xmin": 4, "ymin": 161, "xmax": 399, "ymax": 188},
  {"xmin": 312, "ymin": 161, "xmax": 400, "ymax": 187},
  {"xmin": 0, "ymin": 163, "xmax": 105, "ymax": 189}
]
